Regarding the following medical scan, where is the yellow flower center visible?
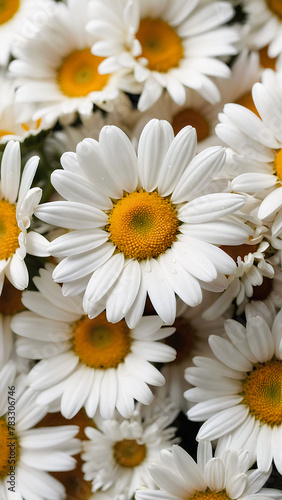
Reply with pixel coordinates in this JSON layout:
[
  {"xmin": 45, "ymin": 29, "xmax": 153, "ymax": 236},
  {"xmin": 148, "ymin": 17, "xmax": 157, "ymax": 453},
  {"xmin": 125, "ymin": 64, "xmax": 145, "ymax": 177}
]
[
  {"xmin": 274, "ymin": 149, "xmax": 282, "ymax": 181},
  {"xmin": 72, "ymin": 312, "xmax": 131, "ymax": 369},
  {"xmin": 0, "ymin": 0, "xmax": 20, "ymax": 25},
  {"xmin": 108, "ymin": 190, "xmax": 179, "ymax": 260},
  {"xmin": 266, "ymin": 0, "xmax": 282, "ymax": 18},
  {"xmin": 136, "ymin": 18, "xmax": 184, "ymax": 72},
  {"xmin": 0, "ymin": 419, "xmax": 19, "ymax": 479},
  {"xmin": 0, "ymin": 200, "xmax": 20, "ymax": 261},
  {"xmin": 57, "ymin": 48, "xmax": 109, "ymax": 97},
  {"xmin": 0, "ymin": 279, "xmax": 24, "ymax": 315},
  {"xmin": 113, "ymin": 439, "xmax": 146, "ymax": 468},
  {"xmin": 172, "ymin": 108, "xmax": 210, "ymax": 142},
  {"xmin": 242, "ymin": 359, "xmax": 282, "ymax": 426},
  {"xmin": 188, "ymin": 489, "xmax": 231, "ymax": 500},
  {"xmin": 166, "ymin": 317, "xmax": 195, "ymax": 364},
  {"xmin": 235, "ymin": 92, "xmax": 260, "ymax": 117}
]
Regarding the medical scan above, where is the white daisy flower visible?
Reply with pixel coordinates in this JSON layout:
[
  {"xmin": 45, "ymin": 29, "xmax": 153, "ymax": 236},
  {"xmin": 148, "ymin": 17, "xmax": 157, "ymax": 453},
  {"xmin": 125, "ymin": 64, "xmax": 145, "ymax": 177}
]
[
  {"xmin": 131, "ymin": 50, "xmax": 262, "ymax": 152},
  {"xmin": 87, "ymin": 0, "xmax": 238, "ymax": 111},
  {"xmin": 185, "ymin": 301, "xmax": 282, "ymax": 473},
  {"xmin": 216, "ymin": 68, "xmax": 282, "ymax": 242},
  {"xmin": 0, "ymin": 370, "xmax": 81, "ymax": 500},
  {"xmin": 0, "ymin": 140, "xmax": 49, "ymax": 294},
  {"xmin": 0, "ymin": 0, "xmax": 40, "ymax": 67},
  {"xmin": 35, "ymin": 119, "xmax": 250, "ymax": 327},
  {"xmin": 11, "ymin": 264, "xmax": 176, "ymax": 420},
  {"xmin": 9, "ymin": 0, "xmax": 130, "ymax": 126},
  {"xmin": 135, "ymin": 441, "xmax": 279, "ymax": 500},
  {"xmin": 82, "ymin": 399, "xmax": 179, "ymax": 500},
  {"xmin": 242, "ymin": 0, "xmax": 282, "ymax": 58}
]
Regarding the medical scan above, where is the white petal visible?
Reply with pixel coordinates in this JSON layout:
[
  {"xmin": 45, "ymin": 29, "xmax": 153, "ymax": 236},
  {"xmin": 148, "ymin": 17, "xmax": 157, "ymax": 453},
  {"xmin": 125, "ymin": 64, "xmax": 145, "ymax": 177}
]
[
  {"xmin": 197, "ymin": 405, "xmax": 249, "ymax": 440},
  {"xmin": 35, "ymin": 201, "xmax": 108, "ymax": 229},
  {"xmin": 1, "ymin": 141, "xmax": 21, "ymax": 203},
  {"xmin": 84, "ymin": 253, "xmax": 124, "ymax": 308},
  {"xmin": 209, "ymin": 335, "xmax": 253, "ymax": 371},
  {"xmin": 178, "ymin": 193, "xmax": 245, "ymax": 224},
  {"xmin": 204, "ymin": 458, "xmax": 225, "ymax": 491},
  {"xmin": 157, "ymin": 126, "xmax": 197, "ymax": 197},
  {"xmin": 246, "ymin": 316, "xmax": 275, "ymax": 363},
  {"xmin": 141, "ymin": 259, "xmax": 176, "ymax": 324},
  {"xmin": 138, "ymin": 119, "xmax": 174, "ymax": 192}
]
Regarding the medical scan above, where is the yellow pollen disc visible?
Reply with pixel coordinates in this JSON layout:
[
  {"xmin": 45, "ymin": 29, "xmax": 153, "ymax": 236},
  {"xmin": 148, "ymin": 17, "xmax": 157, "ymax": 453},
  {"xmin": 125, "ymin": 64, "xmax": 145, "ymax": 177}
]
[
  {"xmin": 0, "ymin": 200, "xmax": 20, "ymax": 261},
  {"xmin": 172, "ymin": 108, "xmax": 210, "ymax": 141},
  {"xmin": 72, "ymin": 312, "xmax": 131, "ymax": 369},
  {"xmin": 242, "ymin": 359, "xmax": 282, "ymax": 426},
  {"xmin": 57, "ymin": 48, "xmax": 109, "ymax": 97},
  {"xmin": 166, "ymin": 318, "xmax": 195, "ymax": 364},
  {"xmin": 113, "ymin": 439, "xmax": 146, "ymax": 468},
  {"xmin": 220, "ymin": 243, "xmax": 258, "ymax": 263},
  {"xmin": 0, "ymin": 419, "xmax": 19, "ymax": 478},
  {"xmin": 136, "ymin": 18, "xmax": 184, "ymax": 72},
  {"xmin": 0, "ymin": 279, "xmax": 24, "ymax": 315},
  {"xmin": 188, "ymin": 489, "xmax": 231, "ymax": 500},
  {"xmin": 274, "ymin": 149, "xmax": 282, "ymax": 180},
  {"xmin": 108, "ymin": 190, "xmax": 179, "ymax": 260},
  {"xmin": 266, "ymin": 0, "xmax": 282, "ymax": 18},
  {"xmin": 235, "ymin": 92, "xmax": 260, "ymax": 117},
  {"xmin": 0, "ymin": 130, "xmax": 14, "ymax": 138},
  {"xmin": 0, "ymin": 0, "xmax": 20, "ymax": 25}
]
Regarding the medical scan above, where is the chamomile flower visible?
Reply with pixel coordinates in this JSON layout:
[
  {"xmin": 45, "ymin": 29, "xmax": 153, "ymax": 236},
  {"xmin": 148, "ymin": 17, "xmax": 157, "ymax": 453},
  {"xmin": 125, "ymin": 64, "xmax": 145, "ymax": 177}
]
[
  {"xmin": 11, "ymin": 264, "xmax": 176, "ymax": 420},
  {"xmin": 9, "ymin": 0, "xmax": 130, "ymax": 126},
  {"xmin": 135, "ymin": 441, "xmax": 279, "ymax": 500},
  {"xmin": 185, "ymin": 302, "xmax": 282, "ymax": 473},
  {"xmin": 216, "ymin": 68, "xmax": 282, "ymax": 242},
  {"xmin": 0, "ymin": 140, "xmax": 49, "ymax": 293},
  {"xmin": 82, "ymin": 399, "xmax": 179, "ymax": 500},
  {"xmin": 35, "ymin": 119, "xmax": 250, "ymax": 327},
  {"xmin": 87, "ymin": 0, "xmax": 238, "ymax": 111},
  {"xmin": 0, "ymin": 372, "xmax": 81, "ymax": 500}
]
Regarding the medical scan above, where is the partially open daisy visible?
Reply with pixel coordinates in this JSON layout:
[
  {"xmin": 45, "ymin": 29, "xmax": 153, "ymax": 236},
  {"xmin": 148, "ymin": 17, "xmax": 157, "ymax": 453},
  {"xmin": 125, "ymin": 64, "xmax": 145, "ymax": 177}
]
[
  {"xmin": 185, "ymin": 301, "xmax": 282, "ymax": 473},
  {"xmin": 0, "ymin": 140, "xmax": 49, "ymax": 293},
  {"xmin": 11, "ymin": 264, "xmax": 176, "ymax": 420},
  {"xmin": 0, "ymin": 371, "xmax": 81, "ymax": 500},
  {"xmin": 203, "ymin": 238, "xmax": 275, "ymax": 320},
  {"xmin": 35, "ymin": 119, "xmax": 250, "ymax": 326},
  {"xmin": 87, "ymin": 0, "xmax": 238, "ymax": 111},
  {"xmin": 216, "ymin": 68, "xmax": 282, "ymax": 243},
  {"xmin": 135, "ymin": 441, "xmax": 278, "ymax": 500},
  {"xmin": 82, "ymin": 399, "xmax": 179, "ymax": 499},
  {"xmin": 9, "ymin": 0, "xmax": 129, "ymax": 126}
]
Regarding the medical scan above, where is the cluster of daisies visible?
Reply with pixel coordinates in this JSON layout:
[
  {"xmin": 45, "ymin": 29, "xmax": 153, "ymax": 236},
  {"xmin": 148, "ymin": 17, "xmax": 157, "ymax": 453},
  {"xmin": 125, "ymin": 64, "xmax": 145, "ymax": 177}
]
[{"xmin": 0, "ymin": 0, "xmax": 282, "ymax": 499}]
